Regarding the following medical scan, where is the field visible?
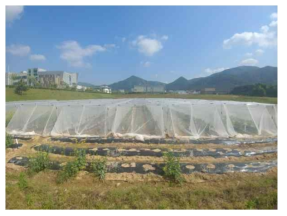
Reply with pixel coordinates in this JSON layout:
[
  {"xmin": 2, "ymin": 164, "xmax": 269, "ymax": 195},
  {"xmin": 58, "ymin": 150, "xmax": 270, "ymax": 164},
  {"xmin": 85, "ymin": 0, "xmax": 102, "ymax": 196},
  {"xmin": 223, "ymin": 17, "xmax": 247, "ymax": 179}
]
[
  {"xmin": 6, "ymin": 136, "xmax": 277, "ymax": 209},
  {"xmin": 5, "ymin": 87, "xmax": 278, "ymax": 209},
  {"xmin": 6, "ymin": 87, "xmax": 277, "ymax": 104}
]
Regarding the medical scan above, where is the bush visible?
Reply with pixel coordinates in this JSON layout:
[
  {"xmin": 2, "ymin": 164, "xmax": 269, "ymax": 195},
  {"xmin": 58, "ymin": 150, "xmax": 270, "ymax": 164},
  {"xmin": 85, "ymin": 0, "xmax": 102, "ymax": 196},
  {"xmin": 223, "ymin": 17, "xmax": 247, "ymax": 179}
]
[
  {"xmin": 91, "ymin": 157, "xmax": 107, "ymax": 181},
  {"xmin": 56, "ymin": 149, "xmax": 86, "ymax": 183},
  {"xmin": 163, "ymin": 152, "xmax": 184, "ymax": 184},
  {"xmin": 18, "ymin": 172, "xmax": 28, "ymax": 190},
  {"xmin": 6, "ymin": 133, "xmax": 13, "ymax": 148},
  {"xmin": 14, "ymin": 79, "xmax": 29, "ymax": 95},
  {"xmin": 28, "ymin": 152, "xmax": 50, "ymax": 175}
]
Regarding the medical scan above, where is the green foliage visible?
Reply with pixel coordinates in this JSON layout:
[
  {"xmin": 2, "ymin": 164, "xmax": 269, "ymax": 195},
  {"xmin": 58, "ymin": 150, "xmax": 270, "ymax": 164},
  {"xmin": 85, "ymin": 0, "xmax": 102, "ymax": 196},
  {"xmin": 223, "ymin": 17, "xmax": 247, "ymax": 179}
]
[
  {"xmin": 231, "ymin": 83, "xmax": 277, "ymax": 97},
  {"xmin": 6, "ymin": 133, "xmax": 13, "ymax": 148},
  {"xmin": 28, "ymin": 152, "xmax": 50, "ymax": 174},
  {"xmin": 14, "ymin": 79, "xmax": 29, "ymax": 95},
  {"xmin": 56, "ymin": 149, "xmax": 86, "ymax": 184},
  {"xmin": 18, "ymin": 172, "xmax": 28, "ymax": 190},
  {"xmin": 163, "ymin": 152, "xmax": 184, "ymax": 184},
  {"xmin": 91, "ymin": 157, "xmax": 107, "ymax": 181},
  {"xmin": 72, "ymin": 138, "xmax": 86, "ymax": 145}
]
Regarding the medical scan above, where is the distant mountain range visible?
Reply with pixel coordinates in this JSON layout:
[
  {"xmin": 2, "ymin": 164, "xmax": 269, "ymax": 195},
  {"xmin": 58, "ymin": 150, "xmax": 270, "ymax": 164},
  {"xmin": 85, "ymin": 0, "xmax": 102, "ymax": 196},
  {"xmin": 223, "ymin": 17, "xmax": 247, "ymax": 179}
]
[
  {"xmin": 109, "ymin": 75, "xmax": 166, "ymax": 91},
  {"xmin": 79, "ymin": 66, "xmax": 277, "ymax": 92},
  {"xmin": 166, "ymin": 66, "xmax": 277, "ymax": 91},
  {"xmin": 78, "ymin": 82, "xmax": 98, "ymax": 88}
]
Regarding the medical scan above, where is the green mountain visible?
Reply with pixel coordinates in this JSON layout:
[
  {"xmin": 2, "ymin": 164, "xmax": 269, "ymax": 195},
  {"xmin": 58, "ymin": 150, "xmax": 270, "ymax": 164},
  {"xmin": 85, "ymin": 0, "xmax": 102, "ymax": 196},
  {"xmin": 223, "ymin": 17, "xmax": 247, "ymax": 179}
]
[
  {"xmin": 109, "ymin": 75, "xmax": 166, "ymax": 91},
  {"xmin": 78, "ymin": 82, "xmax": 97, "ymax": 88},
  {"xmin": 166, "ymin": 66, "xmax": 277, "ymax": 91},
  {"xmin": 166, "ymin": 76, "xmax": 189, "ymax": 91}
]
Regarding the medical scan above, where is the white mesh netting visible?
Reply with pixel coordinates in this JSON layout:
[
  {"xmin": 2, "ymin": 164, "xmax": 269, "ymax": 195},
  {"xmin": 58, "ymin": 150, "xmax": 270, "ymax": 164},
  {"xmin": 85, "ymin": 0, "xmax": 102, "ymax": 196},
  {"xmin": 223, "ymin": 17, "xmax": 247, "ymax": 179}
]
[{"xmin": 6, "ymin": 99, "xmax": 277, "ymax": 139}]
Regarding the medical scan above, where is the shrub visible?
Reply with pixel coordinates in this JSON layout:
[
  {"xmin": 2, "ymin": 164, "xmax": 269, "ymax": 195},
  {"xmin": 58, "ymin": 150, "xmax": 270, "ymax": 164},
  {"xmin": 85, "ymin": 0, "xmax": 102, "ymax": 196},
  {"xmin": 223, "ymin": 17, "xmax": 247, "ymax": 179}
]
[
  {"xmin": 28, "ymin": 152, "xmax": 50, "ymax": 174},
  {"xmin": 91, "ymin": 157, "xmax": 107, "ymax": 181},
  {"xmin": 14, "ymin": 79, "xmax": 28, "ymax": 95},
  {"xmin": 18, "ymin": 172, "xmax": 28, "ymax": 190},
  {"xmin": 6, "ymin": 133, "xmax": 13, "ymax": 148},
  {"xmin": 73, "ymin": 138, "xmax": 87, "ymax": 145},
  {"xmin": 163, "ymin": 152, "xmax": 184, "ymax": 184},
  {"xmin": 56, "ymin": 149, "xmax": 86, "ymax": 184}
]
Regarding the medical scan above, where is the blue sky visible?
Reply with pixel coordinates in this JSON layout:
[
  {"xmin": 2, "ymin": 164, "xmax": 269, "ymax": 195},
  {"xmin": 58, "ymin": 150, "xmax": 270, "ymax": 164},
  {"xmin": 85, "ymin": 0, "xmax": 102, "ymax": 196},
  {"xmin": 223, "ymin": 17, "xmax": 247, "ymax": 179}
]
[{"xmin": 6, "ymin": 6, "xmax": 277, "ymax": 85}]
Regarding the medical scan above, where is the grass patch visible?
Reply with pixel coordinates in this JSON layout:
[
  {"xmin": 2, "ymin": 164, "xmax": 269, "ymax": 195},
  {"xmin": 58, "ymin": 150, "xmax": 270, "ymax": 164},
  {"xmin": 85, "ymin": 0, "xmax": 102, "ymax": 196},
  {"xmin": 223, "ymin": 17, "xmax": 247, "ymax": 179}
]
[
  {"xmin": 17, "ymin": 172, "xmax": 28, "ymax": 191},
  {"xmin": 6, "ymin": 87, "xmax": 114, "ymax": 102},
  {"xmin": 6, "ymin": 87, "xmax": 277, "ymax": 104},
  {"xmin": 6, "ymin": 169, "xmax": 277, "ymax": 209}
]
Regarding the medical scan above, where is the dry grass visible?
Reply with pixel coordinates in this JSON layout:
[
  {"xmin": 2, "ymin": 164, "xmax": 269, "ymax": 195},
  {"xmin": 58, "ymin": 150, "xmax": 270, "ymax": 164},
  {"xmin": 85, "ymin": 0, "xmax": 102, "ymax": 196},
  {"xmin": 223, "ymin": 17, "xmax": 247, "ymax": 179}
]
[{"xmin": 6, "ymin": 168, "xmax": 277, "ymax": 209}]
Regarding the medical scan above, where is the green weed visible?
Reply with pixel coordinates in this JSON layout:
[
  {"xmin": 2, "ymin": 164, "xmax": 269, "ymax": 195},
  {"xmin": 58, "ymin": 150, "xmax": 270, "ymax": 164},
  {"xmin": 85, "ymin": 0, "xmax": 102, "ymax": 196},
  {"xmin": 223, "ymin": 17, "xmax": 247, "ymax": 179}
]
[
  {"xmin": 56, "ymin": 149, "xmax": 86, "ymax": 184},
  {"xmin": 91, "ymin": 157, "xmax": 107, "ymax": 181},
  {"xmin": 163, "ymin": 152, "xmax": 184, "ymax": 184},
  {"xmin": 17, "ymin": 172, "xmax": 28, "ymax": 190},
  {"xmin": 28, "ymin": 152, "xmax": 50, "ymax": 175},
  {"xmin": 6, "ymin": 133, "xmax": 13, "ymax": 148}
]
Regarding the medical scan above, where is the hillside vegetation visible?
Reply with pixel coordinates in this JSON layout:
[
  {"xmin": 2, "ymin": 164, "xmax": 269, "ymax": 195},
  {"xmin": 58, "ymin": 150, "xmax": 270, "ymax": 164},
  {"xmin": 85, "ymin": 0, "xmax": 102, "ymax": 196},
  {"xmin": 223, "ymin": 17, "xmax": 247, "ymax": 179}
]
[{"xmin": 231, "ymin": 84, "xmax": 277, "ymax": 97}]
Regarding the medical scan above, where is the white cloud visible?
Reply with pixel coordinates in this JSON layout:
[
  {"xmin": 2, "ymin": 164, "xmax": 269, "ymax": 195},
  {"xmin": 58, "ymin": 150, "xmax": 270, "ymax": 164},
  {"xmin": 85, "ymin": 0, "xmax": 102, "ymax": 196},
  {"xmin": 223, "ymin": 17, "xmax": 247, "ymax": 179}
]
[
  {"xmin": 140, "ymin": 61, "xmax": 151, "ymax": 67},
  {"xmin": 239, "ymin": 58, "xmax": 259, "ymax": 66},
  {"xmin": 122, "ymin": 37, "xmax": 126, "ymax": 42},
  {"xmin": 132, "ymin": 35, "xmax": 164, "ymax": 56},
  {"xmin": 269, "ymin": 21, "xmax": 277, "ymax": 27},
  {"xmin": 223, "ymin": 13, "xmax": 277, "ymax": 49},
  {"xmin": 7, "ymin": 44, "xmax": 30, "ymax": 56},
  {"xmin": 57, "ymin": 41, "xmax": 107, "ymax": 68},
  {"xmin": 6, "ymin": 6, "xmax": 24, "ymax": 23},
  {"xmin": 204, "ymin": 67, "xmax": 229, "ymax": 75},
  {"xmin": 30, "ymin": 54, "xmax": 46, "ymax": 61},
  {"xmin": 161, "ymin": 35, "xmax": 169, "ymax": 41},
  {"xmin": 245, "ymin": 52, "xmax": 253, "ymax": 57},
  {"xmin": 223, "ymin": 31, "xmax": 277, "ymax": 48},
  {"xmin": 261, "ymin": 25, "xmax": 269, "ymax": 33},
  {"xmin": 104, "ymin": 44, "xmax": 116, "ymax": 48},
  {"xmin": 255, "ymin": 49, "xmax": 264, "ymax": 56},
  {"xmin": 270, "ymin": 13, "xmax": 277, "ymax": 20}
]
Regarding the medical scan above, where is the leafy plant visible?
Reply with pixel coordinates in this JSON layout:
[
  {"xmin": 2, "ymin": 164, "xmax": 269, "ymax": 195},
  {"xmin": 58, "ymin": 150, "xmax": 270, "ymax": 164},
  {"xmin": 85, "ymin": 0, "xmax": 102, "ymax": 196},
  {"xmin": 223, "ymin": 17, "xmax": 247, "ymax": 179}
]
[
  {"xmin": 56, "ymin": 149, "xmax": 86, "ymax": 183},
  {"xmin": 18, "ymin": 172, "xmax": 28, "ymax": 190},
  {"xmin": 163, "ymin": 152, "xmax": 184, "ymax": 184},
  {"xmin": 73, "ymin": 138, "xmax": 87, "ymax": 145},
  {"xmin": 28, "ymin": 152, "xmax": 50, "ymax": 174},
  {"xmin": 91, "ymin": 157, "xmax": 107, "ymax": 181},
  {"xmin": 6, "ymin": 133, "xmax": 13, "ymax": 148}
]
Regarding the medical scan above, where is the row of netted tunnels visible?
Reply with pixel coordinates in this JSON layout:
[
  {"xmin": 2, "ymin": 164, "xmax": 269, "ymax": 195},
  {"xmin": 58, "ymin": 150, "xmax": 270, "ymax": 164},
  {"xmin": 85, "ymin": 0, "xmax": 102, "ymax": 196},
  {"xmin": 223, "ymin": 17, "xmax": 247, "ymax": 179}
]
[{"xmin": 6, "ymin": 99, "xmax": 277, "ymax": 139}]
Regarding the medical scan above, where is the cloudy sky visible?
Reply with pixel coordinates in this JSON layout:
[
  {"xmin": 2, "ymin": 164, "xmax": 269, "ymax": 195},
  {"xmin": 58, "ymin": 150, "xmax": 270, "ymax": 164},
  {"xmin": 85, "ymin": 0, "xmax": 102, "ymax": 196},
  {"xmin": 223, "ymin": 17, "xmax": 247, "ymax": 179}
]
[{"xmin": 6, "ymin": 6, "xmax": 277, "ymax": 85}]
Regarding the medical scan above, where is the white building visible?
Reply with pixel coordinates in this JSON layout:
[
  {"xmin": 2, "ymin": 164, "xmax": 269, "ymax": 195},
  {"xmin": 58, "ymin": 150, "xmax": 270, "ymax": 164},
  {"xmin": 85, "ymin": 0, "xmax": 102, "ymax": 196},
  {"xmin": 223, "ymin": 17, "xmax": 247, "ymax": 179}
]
[
  {"xmin": 102, "ymin": 86, "xmax": 112, "ymax": 94},
  {"xmin": 77, "ymin": 85, "xmax": 87, "ymax": 91}
]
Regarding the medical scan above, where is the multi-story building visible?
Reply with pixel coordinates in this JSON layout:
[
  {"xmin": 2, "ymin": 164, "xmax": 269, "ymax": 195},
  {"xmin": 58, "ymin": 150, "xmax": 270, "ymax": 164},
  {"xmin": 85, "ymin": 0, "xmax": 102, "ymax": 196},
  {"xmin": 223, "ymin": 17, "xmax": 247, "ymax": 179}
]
[
  {"xmin": 132, "ymin": 85, "xmax": 165, "ymax": 93},
  {"xmin": 6, "ymin": 71, "xmax": 28, "ymax": 86},
  {"xmin": 37, "ymin": 71, "xmax": 78, "ymax": 88},
  {"xmin": 6, "ymin": 68, "xmax": 78, "ymax": 88}
]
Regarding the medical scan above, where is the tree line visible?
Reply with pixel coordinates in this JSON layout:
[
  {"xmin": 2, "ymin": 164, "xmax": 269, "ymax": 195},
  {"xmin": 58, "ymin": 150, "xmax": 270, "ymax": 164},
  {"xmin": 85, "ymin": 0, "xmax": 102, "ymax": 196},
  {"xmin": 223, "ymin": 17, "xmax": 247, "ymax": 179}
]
[{"xmin": 230, "ymin": 83, "xmax": 277, "ymax": 97}]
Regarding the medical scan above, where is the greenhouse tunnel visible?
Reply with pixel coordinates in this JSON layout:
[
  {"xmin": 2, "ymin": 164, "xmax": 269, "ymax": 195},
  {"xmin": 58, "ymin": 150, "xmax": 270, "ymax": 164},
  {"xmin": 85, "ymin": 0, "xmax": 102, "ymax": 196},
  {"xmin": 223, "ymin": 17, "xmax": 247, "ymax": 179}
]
[{"xmin": 6, "ymin": 99, "xmax": 277, "ymax": 140}]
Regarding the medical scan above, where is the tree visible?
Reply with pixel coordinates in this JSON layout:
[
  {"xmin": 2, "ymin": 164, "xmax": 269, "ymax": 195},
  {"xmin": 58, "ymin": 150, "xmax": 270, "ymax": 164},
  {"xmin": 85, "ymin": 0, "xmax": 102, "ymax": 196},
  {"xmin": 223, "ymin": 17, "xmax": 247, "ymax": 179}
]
[
  {"xmin": 27, "ymin": 76, "xmax": 41, "ymax": 87},
  {"xmin": 14, "ymin": 79, "xmax": 28, "ymax": 95},
  {"xmin": 252, "ymin": 85, "xmax": 266, "ymax": 97}
]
